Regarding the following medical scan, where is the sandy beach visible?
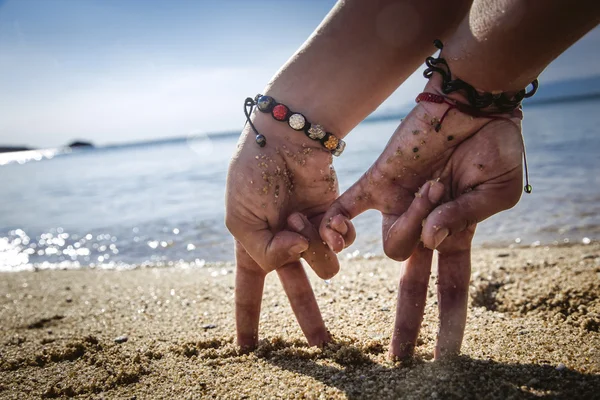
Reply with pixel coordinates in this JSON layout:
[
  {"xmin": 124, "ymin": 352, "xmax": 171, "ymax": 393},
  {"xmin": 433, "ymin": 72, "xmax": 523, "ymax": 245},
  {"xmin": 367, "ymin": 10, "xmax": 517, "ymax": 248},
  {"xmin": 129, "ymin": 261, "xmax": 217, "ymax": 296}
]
[{"xmin": 1, "ymin": 243, "xmax": 598, "ymax": 399}]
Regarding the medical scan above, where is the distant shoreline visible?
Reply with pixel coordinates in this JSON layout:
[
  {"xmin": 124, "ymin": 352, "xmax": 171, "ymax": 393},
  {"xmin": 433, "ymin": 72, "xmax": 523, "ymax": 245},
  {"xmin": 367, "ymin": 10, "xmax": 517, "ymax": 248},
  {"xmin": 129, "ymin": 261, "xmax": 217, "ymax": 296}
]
[{"xmin": 2, "ymin": 91, "xmax": 599, "ymax": 155}]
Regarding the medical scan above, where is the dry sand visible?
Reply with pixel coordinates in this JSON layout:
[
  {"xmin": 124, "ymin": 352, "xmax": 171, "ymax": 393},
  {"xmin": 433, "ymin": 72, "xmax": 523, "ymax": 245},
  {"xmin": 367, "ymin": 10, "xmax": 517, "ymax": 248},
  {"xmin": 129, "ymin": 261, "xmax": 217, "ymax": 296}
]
[{"xmin": 1, "ymin": 243, "xmax": 599, "ymax": 399}]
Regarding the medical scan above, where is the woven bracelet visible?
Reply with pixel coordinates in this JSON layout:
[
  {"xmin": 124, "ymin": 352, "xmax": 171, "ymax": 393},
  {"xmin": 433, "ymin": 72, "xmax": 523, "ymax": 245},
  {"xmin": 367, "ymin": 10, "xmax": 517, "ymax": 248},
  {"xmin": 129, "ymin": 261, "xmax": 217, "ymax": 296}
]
[
  {"xmin": 419, "ymin": 40, "xmax": 537, "ymax": 194},
  {"xmin": 243, "ymin": 94, "xmax": 346, "ymax": 156},
  {"xmin": 424, "ymin": 39, "xmax": 538, "ymax": 112}
]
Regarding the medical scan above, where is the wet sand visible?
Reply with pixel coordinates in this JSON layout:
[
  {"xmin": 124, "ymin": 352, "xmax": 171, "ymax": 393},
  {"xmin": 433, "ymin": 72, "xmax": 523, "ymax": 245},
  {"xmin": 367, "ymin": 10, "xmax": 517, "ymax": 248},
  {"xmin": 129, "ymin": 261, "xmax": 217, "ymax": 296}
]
[{"xmin": 1, "ymin": 243, "xmax": 599, "ymax": 399}]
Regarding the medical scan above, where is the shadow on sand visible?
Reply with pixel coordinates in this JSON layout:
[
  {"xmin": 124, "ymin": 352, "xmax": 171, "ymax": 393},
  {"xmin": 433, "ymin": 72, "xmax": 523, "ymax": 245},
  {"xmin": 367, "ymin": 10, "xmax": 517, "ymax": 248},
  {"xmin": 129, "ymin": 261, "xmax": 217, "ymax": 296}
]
[{"xmin": 258, "ymin": 340, "xmax": 600, "ymax": 399}]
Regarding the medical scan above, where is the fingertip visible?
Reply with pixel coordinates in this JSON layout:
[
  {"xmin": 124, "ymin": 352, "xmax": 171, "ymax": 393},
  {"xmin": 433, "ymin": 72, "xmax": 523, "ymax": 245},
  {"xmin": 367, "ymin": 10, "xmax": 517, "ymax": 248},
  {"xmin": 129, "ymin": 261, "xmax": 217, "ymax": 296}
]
[
  {"xmin": 382, "ymin": 226, "xmax": 414, "ymax": 261},
  {"xmin": 383, "ymin": 240, "xmax": 411, "ymax": 261},
  {"xmin": 287, "ymin": 212, "xmax": 308, "ymax": 233},
  {"xmin": 428, "ymin": 180, "xmax": 445, "ymax": 204},
  {"xmin": 433, "ymin": 228, "xmax": 449, "ymax": 249},
  {"xmin": 315, "ymin": 261, "xmax": 340, "ymax": 280},
  {"xmin": 330, "ymin": 214, "xmax": 348, "ymax": 235},
  {"xmin": 237, "ymin": 337, "xmax": 258, "ymax": 353},
  {"xmin": 327, "ymin": 230, "xmax": 345, "ymax": 253},
  {"xmin": 318, "ymin": 221, "xmax": 344, "ymax": 253},
  {"xmin": 309, "ymin": 330, "xmax": 332, "ymax": 348},
  {"xmin": 422, "ymin": 225, "xmax": 449, "ymax": 250},
  {"xmin": 322, "ymin": 214, "xmax": 356, "ymax": 252},
  {"xmin": 268, "ymin": 231, "xmax": 309, "ymax": 269},
  {"xmin": 289, "ymin": 239, "xmax": 309, "ymax": 255}
]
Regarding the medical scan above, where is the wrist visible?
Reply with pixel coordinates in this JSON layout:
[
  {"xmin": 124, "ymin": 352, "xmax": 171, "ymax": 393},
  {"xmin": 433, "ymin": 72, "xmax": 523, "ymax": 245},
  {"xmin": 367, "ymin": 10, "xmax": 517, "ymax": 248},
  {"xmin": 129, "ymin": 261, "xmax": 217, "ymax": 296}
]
[
  {"xmin": 245, "ymin": 111, "xmax": 329, "ymax": 153},
  {"xmin": 421, "ymin": 43, "xmax": 537, "ymax": 115},
  {"xmin": 440, "ymin": 39, "xmax": 541, "ymax": 94},
  {"xmin": 262, "ymin": 86, "xmax": 349, "ymax": 140}
]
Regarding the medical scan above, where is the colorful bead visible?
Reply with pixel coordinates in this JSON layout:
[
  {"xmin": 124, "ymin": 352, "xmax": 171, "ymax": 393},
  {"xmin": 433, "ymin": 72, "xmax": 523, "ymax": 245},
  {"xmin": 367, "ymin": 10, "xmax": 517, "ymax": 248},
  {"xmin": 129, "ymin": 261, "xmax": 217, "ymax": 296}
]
[
  {"xmin": 256, "ymin": 96, "xmax": 274, "ymax": 112},
  {"xmin": 322, "ymin": 133, "xmax": 339, "ymax": 151},
  {"xmin": 307, "ymin": 124, "xmax": 326, "ymax": 140},
  {"xmin": 288, "ymin": 113, "xmax": 306, "ymax": 131},
  {"xmin": 272, "ymin": 104, "xmax": 289, "ymax": 121},
  {"xmin": 255, "ymin": 134, "xmax": 266, "ymax": 147},
  {"xmin": 332, "ymin": 139, "xmax": 346, "ymax": 157},
  {"xmin": 246, "ymin": 94, "xmax": 348, "ymax": 155}
]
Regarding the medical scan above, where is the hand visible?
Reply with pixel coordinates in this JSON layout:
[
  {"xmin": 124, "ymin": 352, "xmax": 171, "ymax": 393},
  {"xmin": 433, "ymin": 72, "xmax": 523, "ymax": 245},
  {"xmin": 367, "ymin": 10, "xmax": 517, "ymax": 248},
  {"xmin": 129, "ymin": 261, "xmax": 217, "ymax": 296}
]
[
  {"xmin": 320, "ymin": 76, "xmax": 525, "ymax": 359},
  {"xmin": 226, "ymin": 113, "xmax": 344, "ymax": 349}
]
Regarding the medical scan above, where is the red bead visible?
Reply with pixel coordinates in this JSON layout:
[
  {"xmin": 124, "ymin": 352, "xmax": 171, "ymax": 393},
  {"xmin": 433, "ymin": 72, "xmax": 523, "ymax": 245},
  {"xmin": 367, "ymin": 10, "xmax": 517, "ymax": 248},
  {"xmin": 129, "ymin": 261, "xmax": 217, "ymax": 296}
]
[{"xmin": 272, "ymin": 104, "xmax": 289, "ymax": 121}]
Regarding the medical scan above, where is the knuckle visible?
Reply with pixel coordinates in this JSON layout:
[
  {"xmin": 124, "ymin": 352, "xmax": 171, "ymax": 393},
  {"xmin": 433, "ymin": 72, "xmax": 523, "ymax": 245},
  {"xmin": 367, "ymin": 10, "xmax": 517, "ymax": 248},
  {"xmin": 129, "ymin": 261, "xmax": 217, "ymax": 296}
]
[
  {"xmin": 344, "ymin": 233, "xmax": 356, "ymax": 248},
  {"xmin": 504, "ymin": 187, "xmax": 522, "ymax": 210},
  {"xmin": 383, "ymin": 241, "xmax": 410, "ymax": 262},
  {"xmin": 224, "ymin": 213, "xmax": 237, "ymax": 234}
]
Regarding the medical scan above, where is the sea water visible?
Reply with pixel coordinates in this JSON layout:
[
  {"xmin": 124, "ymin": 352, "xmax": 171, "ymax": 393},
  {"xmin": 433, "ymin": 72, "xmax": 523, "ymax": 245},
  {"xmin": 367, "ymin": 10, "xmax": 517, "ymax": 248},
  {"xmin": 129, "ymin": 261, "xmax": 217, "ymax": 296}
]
[{"xmin": 1, "ymin": 99, "xmax": 599, "ymax": 270}]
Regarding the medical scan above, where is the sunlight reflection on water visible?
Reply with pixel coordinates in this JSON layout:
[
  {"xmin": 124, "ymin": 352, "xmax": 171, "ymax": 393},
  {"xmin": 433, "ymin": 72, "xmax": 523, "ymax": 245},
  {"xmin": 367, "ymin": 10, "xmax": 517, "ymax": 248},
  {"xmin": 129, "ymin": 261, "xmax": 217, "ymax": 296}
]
[{"xmin": 1, "ymin": 99, "xmax": 599, "ymax": 270}]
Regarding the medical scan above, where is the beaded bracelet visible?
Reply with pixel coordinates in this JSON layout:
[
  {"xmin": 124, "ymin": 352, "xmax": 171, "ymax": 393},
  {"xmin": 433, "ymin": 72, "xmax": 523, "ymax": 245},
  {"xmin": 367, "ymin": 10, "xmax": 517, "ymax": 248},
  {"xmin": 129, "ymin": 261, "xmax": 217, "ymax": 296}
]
[{"xmin": 243, "ymin": 94, "xmax": 346, "ymax": 156}]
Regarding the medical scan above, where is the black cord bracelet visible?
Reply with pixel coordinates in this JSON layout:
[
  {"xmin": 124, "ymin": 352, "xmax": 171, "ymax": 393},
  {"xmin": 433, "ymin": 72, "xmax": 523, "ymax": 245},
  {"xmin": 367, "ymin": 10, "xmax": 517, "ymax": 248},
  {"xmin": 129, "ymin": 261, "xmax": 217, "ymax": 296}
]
[
  {"xmin": 421, "ymin": 40, "xmax": 537, "ymax": 194},
  {"xmin": 424, "ymin": 40, "xmax": 538, "ymax": 112}
]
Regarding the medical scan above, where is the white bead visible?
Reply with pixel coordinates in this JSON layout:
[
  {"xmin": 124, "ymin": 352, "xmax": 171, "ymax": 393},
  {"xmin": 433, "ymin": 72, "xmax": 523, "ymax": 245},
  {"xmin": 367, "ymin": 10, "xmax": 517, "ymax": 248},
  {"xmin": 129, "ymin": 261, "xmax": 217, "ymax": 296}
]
[
  {"xmin": 288, "ymin": 113, "xmax": 306, "ymax": 130},
  {"xmin": 307, "ymin": 124, "xmax": 326, "ymax": 140}
]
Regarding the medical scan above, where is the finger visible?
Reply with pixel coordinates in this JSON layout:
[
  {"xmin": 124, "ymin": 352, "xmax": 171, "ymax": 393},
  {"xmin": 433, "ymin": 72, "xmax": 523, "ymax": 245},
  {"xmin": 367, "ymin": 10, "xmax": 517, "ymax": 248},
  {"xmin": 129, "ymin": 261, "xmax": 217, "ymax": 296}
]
[
  {"xmin": 389, "ymin": 244, "xmax": 433, "ymax": 360},
  {"xmin": 234, "ymin": 241, "xmax": 266, "ymax": 350},
  {"xmin": 422, "ymin": 175, "xmax": 521, "ymax": 250},
  {"xmin": 238, "ymin": 227, "xmax": 310, "ymax": 273},
  {"xmin": 383, "ymin": 180, "xmax": 445, "ymax": 261},
  {"xmin": 277, "ymin": 262, "xmax": 331, "ymax": 347},
  {"xmin": 328, "ymin": 214, "xmax": 357, "ymax": 250},
  {"xmin": 435, "ymin": 248, "xmax": 471, "ymax": 359},
  {"xmin": 287, "ymin": 213, "xmax": 339, "ymax": 280},
  {"xmin": 319, "ymin": 175, "xmax": 373, "ymax": 252}
]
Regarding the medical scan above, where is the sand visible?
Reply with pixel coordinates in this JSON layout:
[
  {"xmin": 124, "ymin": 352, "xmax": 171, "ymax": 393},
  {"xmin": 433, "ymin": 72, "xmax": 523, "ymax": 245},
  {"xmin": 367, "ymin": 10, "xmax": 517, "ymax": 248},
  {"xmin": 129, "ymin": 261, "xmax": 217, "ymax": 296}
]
[{"xmin": 1, "ymin": 243, "xmax": 599, "ymax": 399}]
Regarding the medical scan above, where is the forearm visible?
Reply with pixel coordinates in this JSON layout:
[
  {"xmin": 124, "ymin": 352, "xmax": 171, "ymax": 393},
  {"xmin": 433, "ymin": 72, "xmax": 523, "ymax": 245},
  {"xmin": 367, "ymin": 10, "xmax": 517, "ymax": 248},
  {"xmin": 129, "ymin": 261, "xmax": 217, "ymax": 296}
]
[
  {"xmin": 443, "ymin": 0, "xmax": 600, "ymax": 92},
  {"xmin": 262, "ymin": 0, "xmax": 472, "ymax": 137}
]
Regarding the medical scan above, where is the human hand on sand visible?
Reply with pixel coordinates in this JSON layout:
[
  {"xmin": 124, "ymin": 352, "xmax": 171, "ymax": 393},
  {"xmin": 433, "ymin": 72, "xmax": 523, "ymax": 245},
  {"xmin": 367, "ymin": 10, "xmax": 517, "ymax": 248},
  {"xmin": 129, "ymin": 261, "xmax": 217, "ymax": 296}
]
[
  {"xmin": 226, "ymin": 112, "xmax": 344, "ymax": 349},
  {"xmin": 320, "ymin": 74, "xmax": 526, "ymax": 359}
]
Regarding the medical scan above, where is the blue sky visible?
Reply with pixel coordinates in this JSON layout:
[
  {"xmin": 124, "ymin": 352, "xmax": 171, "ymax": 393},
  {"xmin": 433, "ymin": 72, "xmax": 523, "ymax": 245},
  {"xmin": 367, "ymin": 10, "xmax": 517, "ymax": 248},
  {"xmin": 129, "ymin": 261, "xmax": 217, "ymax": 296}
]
[{"xmin": 0, "ymin": 0, "xmax": 599, "ymax": 148}]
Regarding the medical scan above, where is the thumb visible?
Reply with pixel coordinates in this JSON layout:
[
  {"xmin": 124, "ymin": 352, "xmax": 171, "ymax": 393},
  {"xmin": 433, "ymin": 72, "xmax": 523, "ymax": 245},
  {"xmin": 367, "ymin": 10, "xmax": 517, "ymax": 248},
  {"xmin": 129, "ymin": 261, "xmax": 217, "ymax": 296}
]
[
  {"xmin": 383, "ymin": 180, "xmax": 445, "ymax": 261},
  {"xmin": 319, "ymin": 174, "xmax": 374, "ymax": 253},
  {"xmin": 286, "ymin": 212, "xmax": 340, "ymax": 280},
  {"xmin": 240, "ymin": 228, "xmax": 310, "ymax": 273},
  {"xmin": 422, "ymin": 181, "xmax": 521, "ymax": 250}
]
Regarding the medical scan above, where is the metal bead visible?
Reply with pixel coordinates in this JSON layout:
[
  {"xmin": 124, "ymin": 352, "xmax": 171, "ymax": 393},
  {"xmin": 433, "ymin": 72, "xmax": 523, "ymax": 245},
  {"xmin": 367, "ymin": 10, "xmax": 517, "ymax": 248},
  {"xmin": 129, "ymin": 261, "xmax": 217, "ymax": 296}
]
[
  {"xmin": 524, "ymin": 184, "xmax": 532, "ymax": 194},
  {"xmin": 288, "ymin": 113, "xmax": 306, "ymax": 131},
  {"xmin": 255, "ymin": 134, "xmax": 266, "ymax": 147},
  {"xmin": 332, "ymin": 139, "xmax": 346, "ymax": 157},
  {"xmin": 256, "ymin": 96, "xmax": 274, "ymax": 112},
  {"xmin": 307, "ymin": 124, "xmax": 326, "ymax": 140}
]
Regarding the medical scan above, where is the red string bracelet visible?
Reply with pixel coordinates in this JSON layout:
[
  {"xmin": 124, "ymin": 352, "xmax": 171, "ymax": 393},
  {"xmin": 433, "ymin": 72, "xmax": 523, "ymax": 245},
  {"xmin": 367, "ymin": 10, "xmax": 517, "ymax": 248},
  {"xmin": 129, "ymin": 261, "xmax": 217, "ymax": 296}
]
[{"xmin": 415, "ymin": 91, "xmax": 532, "ymax": 194}]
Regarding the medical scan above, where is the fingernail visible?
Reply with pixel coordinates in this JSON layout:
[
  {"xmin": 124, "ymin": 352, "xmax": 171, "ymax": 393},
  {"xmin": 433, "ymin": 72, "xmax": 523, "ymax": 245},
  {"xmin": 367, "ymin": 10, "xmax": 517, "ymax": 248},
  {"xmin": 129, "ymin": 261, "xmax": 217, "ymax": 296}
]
[
  {"xmin": 331, "ymin": 216, "xmax": 348, "ymax": 235},
  {"xmin": 289, "ymin": 242, "xmax": 308, "ymax": 255},
  {"xmin": 433, "ymin": 228, "xmax": 449, "ymax": 249},
  {"xmin": 428, "ymin": 182, "xmax": 444, "ymax": 204},
  {"xmin": 288, "ymin": 214, "xmax": 305, "ymax": 232}
]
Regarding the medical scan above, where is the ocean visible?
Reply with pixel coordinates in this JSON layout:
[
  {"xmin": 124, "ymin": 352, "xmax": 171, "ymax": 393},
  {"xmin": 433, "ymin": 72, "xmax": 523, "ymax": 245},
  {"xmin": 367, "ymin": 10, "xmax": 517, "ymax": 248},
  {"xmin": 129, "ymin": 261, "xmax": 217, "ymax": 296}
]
[{"xmin": 1, "ymin": 99, "xmax": 599, "ymax": 271}]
